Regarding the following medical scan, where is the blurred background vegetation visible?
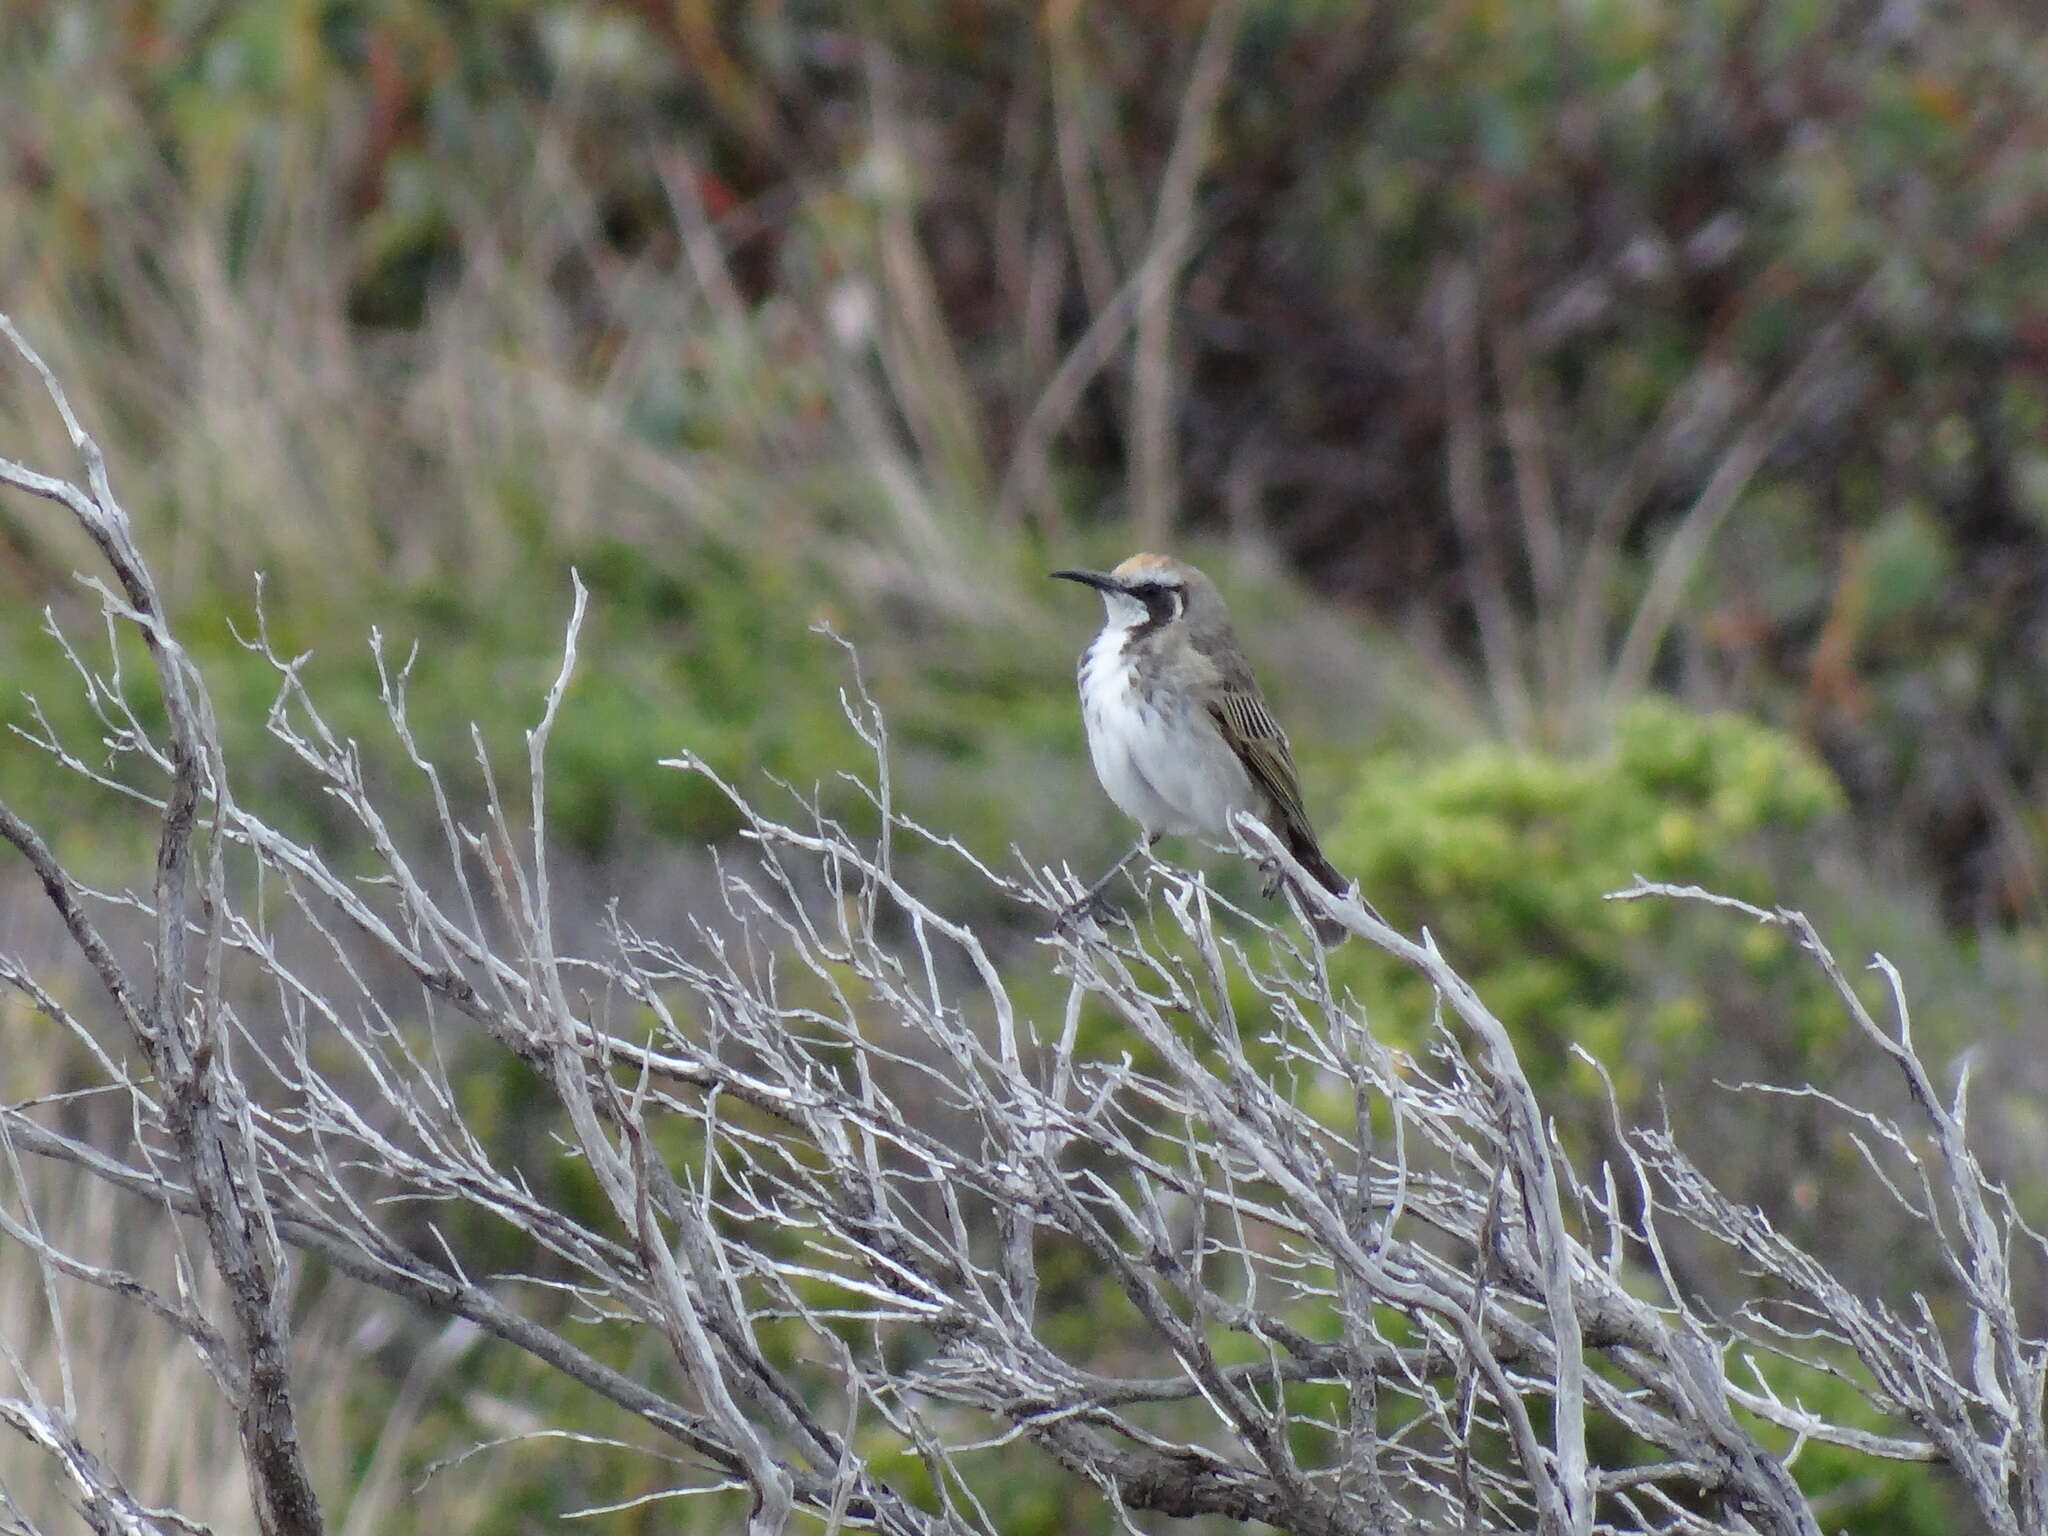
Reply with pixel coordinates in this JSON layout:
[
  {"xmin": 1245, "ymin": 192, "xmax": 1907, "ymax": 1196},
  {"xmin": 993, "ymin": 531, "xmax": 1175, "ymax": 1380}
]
[{"xmin": 1, "ymin": 0, "xmax": 2045, "ymax": 1530}]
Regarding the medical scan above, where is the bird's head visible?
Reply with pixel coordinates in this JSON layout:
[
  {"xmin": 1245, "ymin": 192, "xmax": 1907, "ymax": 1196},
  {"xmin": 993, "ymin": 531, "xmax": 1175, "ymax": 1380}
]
[{"xmin": 1050, "ymin": 552, "xmax": 1212, "ymax": 634}]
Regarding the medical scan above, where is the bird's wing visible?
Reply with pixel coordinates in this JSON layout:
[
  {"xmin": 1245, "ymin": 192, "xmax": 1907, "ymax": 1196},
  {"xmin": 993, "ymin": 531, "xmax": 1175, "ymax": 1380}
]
[{"xmin": 1205, "ymin": 684, "xmax": 1315, "ymax": 844}]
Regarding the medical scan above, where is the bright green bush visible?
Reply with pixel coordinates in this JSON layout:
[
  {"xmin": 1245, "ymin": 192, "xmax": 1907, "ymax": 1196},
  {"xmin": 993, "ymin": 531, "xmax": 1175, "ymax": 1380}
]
[{"xmin": 1328, "ymin": 699, "xmax": 1845, "ymax": 1096}]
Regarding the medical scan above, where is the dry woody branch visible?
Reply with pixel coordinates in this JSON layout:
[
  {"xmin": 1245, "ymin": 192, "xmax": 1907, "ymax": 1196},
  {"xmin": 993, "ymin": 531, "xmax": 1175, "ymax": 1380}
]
[{"xmin": 1, "ymin": 315, "xmax": 2043, "ymax": 1534}]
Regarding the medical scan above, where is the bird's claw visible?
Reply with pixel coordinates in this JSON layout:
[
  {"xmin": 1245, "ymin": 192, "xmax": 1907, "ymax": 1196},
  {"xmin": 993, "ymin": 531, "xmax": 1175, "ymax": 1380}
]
[
  {"xmin": 1055, "ymin": 890, "xmax": 1112, "ymax": 934},
  {"xmin": 1257, "ymin": 858, "xmax": 1286, "ymax": 901}
]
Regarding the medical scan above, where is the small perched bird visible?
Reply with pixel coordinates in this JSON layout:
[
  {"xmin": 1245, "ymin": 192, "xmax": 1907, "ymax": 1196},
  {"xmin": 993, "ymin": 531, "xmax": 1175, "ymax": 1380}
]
[{"xmin": 1051, "ymin": 553, "xmax": 1360, "ymax": 940}]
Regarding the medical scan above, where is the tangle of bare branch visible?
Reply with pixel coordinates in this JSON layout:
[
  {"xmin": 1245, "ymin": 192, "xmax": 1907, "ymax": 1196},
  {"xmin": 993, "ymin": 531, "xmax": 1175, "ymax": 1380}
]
[{"xmin": 3, "ymin": 313, "xmax": 2042, "ymax": 1534}]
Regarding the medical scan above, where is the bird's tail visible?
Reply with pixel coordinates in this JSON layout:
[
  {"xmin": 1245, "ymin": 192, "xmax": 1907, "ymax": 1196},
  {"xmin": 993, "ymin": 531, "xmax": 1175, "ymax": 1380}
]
[
  {"xmin": 1289, "ymin": 830, "xmax": 1348, "ymax": 898},
  {"xmin": 1284, "ymin": 827, "xmax": 1387, "ymax": 941}
]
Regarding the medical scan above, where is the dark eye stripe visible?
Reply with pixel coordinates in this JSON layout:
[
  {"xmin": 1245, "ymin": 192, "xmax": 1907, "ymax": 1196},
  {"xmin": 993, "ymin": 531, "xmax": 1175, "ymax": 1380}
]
[{"xmin": 1126, "ymin": 581, "xmax": 1185, "ymax": 639}]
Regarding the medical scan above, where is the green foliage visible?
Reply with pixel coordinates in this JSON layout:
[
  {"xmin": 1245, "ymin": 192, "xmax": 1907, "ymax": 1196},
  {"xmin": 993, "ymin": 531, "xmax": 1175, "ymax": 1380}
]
[{"xmin": 1328, "ymin": 700, "xmax": 1845, "ymax": 1095}]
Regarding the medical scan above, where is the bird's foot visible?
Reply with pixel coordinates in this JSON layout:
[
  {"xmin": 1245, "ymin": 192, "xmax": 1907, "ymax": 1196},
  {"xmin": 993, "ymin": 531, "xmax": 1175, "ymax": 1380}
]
[
  {"xmin": 1055, "ymin": 889, "xmax": 1114, "ymax": 934},
  {"xmin": 1257, "ymin": 858, "xmax": 1286, "ymax": 901}
]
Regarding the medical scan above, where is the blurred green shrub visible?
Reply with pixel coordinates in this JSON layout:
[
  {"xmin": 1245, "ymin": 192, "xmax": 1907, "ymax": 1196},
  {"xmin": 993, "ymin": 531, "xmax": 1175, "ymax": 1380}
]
[{"xmin": 1328, "ymin": 699, "xmax": 1845, "ymax": 1096}]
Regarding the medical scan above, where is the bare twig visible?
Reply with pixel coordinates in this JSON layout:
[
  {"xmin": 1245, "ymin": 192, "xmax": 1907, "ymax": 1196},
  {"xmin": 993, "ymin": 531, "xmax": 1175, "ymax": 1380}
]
[
  {"xmin": 0, "ymin": 313, "xmax": 323, "ymax": 1536},
  {"xmin": 4, "ymin": 315, "xmax": 2033, "ymax": 1536}
]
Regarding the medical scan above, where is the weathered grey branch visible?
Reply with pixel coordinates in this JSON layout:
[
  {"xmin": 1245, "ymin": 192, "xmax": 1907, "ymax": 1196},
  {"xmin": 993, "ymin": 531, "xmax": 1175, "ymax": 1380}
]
[
  {"xmin": 0, "ymin": 1395, "xmax": 208, "ymax": 1536},
  {"xmin": 4, "ymin": 315, "xmax": 2039, "ymax": 1535},
  {"xmin": 0, "ymin": 314, "xmax": 322, "ymax": 1536}
]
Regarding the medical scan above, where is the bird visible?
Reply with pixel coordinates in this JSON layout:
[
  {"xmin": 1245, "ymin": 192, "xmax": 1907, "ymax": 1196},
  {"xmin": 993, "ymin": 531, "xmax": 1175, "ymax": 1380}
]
[{"xmin": 1050, "ymin": 552, "xmax": 1365, "ymax": 942}]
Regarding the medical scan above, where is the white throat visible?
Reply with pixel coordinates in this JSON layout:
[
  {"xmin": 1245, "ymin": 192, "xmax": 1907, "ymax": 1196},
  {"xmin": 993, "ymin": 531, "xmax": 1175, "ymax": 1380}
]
[{"xmin": 1097, "ymin": 589, "xmax": 1149, "ymax": 633}]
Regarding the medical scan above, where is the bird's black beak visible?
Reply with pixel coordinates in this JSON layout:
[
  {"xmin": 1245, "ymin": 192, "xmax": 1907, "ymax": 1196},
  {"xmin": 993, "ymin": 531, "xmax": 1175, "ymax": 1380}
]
[{"xmin": 1050, "ymin": 568, "xmax": 1120, "ymax": 594}]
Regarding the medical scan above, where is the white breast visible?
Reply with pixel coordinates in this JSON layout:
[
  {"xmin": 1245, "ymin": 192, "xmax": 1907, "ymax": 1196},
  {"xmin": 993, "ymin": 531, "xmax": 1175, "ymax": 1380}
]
[{"xmin": 1077, "ymin": 632, "xmax": 1258, "ymax": 840}]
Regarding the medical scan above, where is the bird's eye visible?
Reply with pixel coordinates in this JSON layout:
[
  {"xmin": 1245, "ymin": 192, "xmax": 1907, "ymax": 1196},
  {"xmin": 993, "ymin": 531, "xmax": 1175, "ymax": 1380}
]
[{"xmin": 1127, "ymin": 580, "xmax": 1184, "ymax": 619}]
